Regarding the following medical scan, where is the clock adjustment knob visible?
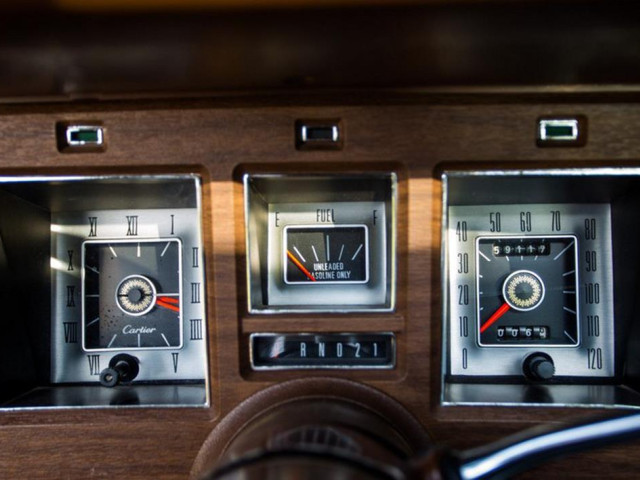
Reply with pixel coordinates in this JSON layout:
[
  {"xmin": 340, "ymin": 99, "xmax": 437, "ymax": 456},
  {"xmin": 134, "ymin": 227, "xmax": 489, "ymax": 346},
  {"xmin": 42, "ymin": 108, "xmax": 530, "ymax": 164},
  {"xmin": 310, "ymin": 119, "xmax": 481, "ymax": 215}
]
[
  {"xmin": 523, "ymin": 352, "xmax": 555, "ymax": 381},
  {"xmin": 99, "ymin": 354, "xmax": 140, "ymax": 388}
]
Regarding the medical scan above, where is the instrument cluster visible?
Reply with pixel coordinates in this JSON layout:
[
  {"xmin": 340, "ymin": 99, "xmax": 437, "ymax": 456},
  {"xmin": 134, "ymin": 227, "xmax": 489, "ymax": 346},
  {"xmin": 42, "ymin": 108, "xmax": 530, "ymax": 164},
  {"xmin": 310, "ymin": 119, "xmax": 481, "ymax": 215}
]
[{"xmin": 3, "ymin": 168, "xmax": 640, "ymax": 411}]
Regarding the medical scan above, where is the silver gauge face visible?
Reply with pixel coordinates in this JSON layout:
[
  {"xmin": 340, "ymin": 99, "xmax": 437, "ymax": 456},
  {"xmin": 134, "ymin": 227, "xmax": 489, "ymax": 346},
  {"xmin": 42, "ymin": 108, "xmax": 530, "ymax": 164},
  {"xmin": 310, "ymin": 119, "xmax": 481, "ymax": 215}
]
[
  {"xmin": 267, "ymin": 202, "xmax": 387, "ymax": 309},
  {"xmin": 51, "ymin": 207, "xmax": 207, "ymax": 383},
  {"xmin": 446, "ymin": 203, "xmax": 614, "ymax": 378}
]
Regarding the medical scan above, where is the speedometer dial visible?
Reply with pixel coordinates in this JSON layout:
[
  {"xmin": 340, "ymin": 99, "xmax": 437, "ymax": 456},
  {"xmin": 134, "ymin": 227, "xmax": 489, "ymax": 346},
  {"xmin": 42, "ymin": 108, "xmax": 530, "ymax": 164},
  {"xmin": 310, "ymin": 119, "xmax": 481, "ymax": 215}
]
[
  {"xmin": 476, "ymin": 236, "xmax": 579, "ymax": 347},
  {"xmin": 446, "ymin": 203, "xmax": 614, "ymax": 379}
]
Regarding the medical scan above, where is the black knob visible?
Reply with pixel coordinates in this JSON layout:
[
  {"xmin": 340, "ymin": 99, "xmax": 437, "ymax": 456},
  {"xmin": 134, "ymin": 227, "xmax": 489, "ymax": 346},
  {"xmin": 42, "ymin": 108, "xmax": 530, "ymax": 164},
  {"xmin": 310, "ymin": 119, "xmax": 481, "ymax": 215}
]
[
  {"xmin": 99, "ymin": 367, "xmax": 120, "ymax": 387},
  {"xmin": 523, "ymin": 353, "xmax": 555, "ymax": 381},
  {"xmin": 99, "ymin": 354, "xmax": 140, "ymax": 388}
]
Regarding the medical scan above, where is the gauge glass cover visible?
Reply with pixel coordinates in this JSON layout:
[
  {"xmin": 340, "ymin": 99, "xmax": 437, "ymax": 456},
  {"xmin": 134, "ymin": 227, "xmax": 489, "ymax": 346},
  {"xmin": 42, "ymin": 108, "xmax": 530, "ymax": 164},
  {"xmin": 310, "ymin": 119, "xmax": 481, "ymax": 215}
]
[
  {"xmin": 244, "ymin": 174, "xmax": 396, "ymax": 312},
  {"xmin": 284, "ymin": 225, "xmax": 369, "ymax": 284},
  {"xmin": 83, "ymin": 239, "xmax": 182, "ymax": 351},
  {"xmin": 476, "ymin": 235, "xmax": 579, "ymax": 347}
]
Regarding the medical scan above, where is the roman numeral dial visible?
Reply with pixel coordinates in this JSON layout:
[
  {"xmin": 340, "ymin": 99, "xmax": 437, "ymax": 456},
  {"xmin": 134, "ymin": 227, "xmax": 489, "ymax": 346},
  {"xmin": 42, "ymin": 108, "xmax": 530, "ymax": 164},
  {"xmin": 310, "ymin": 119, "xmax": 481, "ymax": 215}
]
[{"xmin": 49, "ymin": 179, "xmax": 208, "ymax": 386}]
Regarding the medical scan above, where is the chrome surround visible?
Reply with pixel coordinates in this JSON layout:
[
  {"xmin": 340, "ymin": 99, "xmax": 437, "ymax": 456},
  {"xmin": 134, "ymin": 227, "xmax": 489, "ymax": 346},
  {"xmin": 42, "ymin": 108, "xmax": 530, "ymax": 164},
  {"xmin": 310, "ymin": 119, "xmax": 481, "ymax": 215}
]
[
  {"xmin": 249, "ymin": 332, "xmax": 396, "ymax": 370},
  {"xmin": 538, "ymin": 119, "xmax": 579, "ymax": 141},
  {"xmin": 0, "ymin": 174, "xmax": 209, "ymax": 410},
  {"xmin": 243, "ymin": 173, "xmax": 397, "ymax": 313},
  {"xmin": 0, "ymin": 385, "xmax": 208, "ymax": 411},
  {"xmin": 65, "ymin": 125, "xmax": 104, "ymax": 146},
  {"xmin": 48, "ymin": 175, "xmax": 208, "ymax": 395},
  {"xmin": 442, "ymin": 169, "xmax": 619, "ymax": 402}
]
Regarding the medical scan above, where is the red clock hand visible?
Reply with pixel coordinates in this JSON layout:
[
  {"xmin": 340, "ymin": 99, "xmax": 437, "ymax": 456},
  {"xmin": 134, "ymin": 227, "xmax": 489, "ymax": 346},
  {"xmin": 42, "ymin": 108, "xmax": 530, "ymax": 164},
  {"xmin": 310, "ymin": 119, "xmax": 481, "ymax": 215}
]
[{"xmin": 156, "ymin": 296, "xmax": 180, "ymax": 313}]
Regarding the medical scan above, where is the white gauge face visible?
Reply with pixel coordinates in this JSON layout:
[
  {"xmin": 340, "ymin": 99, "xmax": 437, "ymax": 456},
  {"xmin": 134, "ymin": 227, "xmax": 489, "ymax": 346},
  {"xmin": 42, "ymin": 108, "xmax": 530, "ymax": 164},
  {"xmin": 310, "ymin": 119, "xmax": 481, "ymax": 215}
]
[{"xmin": 446, "ymin": 203, "xmax": 614, "ymax": 378}]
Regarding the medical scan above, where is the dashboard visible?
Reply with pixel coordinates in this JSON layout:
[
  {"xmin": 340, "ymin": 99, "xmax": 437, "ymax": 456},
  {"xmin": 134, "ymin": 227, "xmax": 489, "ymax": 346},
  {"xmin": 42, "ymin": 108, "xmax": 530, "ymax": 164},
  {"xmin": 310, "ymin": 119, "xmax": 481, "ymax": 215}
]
[{"xmin": 3, "ymin": 2, "xmax": 640, "ymax": 479}]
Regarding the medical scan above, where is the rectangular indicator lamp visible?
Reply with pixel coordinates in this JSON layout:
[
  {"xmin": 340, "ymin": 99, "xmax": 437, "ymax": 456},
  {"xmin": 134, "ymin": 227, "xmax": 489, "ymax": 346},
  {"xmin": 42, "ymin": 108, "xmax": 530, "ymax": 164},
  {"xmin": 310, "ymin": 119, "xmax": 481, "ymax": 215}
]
[
  {"xmin": 66, "ymin": 125, "xmax": 104, "ymax": 146},
  {"xmin": 251, "ymin": 333, "xmax": 395, "ymax": 370},
  {"xmin": 301, "ymin": 125, "xmax": 338, "ymax": 142},
  {"xmin": 56, "ymin": 123, "xmax": 106, "ymax": 152},
  {"xmin": 537, "ymin": 118, "xmax": 585, "ymax": 146},
  {"xmin": 295, "ymin": 119, "xmax": 343, "ymax": 150}
]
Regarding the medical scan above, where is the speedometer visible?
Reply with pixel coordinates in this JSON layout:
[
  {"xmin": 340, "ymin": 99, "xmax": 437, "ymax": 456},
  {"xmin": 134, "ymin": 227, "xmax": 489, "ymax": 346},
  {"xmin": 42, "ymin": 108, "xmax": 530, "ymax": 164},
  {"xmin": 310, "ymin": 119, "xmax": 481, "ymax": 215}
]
[
  {"xmin": 446, "ymin": 203, "xmax": 614, "ymax": 380},
  {"xmin": 476, "ymin": 235, "xmax": 579, "ymax": 347}
]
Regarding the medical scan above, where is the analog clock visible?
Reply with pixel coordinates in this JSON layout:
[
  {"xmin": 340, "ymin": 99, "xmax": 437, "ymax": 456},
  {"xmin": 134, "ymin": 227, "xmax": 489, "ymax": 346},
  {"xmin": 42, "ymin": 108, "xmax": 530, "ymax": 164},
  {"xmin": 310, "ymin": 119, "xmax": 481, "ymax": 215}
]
[
  {"xmin": 83, "ymin": 239, "xmax": 183, "ymax": 350},
  {"xmin": 52, "ymin": 204, "xmax": 206, "ymax": 384}
]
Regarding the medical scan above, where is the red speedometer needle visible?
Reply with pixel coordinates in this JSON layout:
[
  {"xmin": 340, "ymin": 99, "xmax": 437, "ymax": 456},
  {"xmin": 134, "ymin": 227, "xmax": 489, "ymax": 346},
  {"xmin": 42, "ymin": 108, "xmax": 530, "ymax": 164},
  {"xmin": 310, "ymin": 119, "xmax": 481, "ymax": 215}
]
[
  {"xmin": 157, "ymin": 296, "xmax": 180, "ymax": 313},
  {"xmin": 480, "ymin": 302, "xmax": 510, "ymax": 333},
  {"xmin": 286, "ymin": 250, "xmax": 316, "ymax": 282}
]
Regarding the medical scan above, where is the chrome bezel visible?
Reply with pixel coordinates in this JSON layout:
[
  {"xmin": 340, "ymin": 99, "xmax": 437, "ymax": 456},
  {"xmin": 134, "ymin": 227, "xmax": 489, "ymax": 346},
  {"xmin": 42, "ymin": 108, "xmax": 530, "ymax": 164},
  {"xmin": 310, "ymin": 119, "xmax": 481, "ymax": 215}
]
[
  {"xmin": 243, "ymin": 173, "xmax": 397, "ymax": 313},
  {"xmin": 442, "ymin": 169, "xmax": 616, "ymax": 391},
  {"xmin": 249, "ymin": 332, "xmax": 396, "ymax": 370}
]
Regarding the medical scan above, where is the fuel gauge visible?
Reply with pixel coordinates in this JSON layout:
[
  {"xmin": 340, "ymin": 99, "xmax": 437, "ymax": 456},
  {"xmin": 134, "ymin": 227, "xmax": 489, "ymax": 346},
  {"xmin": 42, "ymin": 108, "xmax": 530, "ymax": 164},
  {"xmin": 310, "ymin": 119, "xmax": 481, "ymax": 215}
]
[
  {"xmin": 284, "ymin": 225, "xmax": 369, "ymax": 284},
  {"xmin": 244, "ymin": 174, "xmax": 396, "ymax": 312}
]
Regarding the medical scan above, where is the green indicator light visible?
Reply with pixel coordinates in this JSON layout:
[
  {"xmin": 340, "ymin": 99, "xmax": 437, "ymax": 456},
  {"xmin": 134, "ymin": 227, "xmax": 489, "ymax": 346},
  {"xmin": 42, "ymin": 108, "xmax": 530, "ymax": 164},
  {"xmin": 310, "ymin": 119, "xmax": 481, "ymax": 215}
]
[
  {"xmin": 71, "ymin": 130, "xmax": 100, "ymax": 143},
  {"xmin": 545, "ymin": 125, "xmax": 574, "ymax": 138},
  {"xmin": 539, "ymin": 119, "xmax": 579, "ymax": 142}
]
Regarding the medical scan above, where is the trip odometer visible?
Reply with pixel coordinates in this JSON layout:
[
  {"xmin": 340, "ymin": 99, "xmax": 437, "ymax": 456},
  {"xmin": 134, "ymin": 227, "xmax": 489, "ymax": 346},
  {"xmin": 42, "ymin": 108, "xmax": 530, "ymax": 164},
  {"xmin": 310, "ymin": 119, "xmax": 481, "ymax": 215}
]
[{"xmin": 476, "ymin": 236, "xmax": 579, "ymax": 347}]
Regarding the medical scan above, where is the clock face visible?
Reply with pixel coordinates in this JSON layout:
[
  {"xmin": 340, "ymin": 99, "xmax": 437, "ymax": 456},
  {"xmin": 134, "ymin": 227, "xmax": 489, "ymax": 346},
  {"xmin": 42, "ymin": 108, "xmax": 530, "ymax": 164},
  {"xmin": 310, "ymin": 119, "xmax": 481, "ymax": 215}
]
[{"xmin": 82, "ymin": 239, "xmax": 183, "ymax": 350}]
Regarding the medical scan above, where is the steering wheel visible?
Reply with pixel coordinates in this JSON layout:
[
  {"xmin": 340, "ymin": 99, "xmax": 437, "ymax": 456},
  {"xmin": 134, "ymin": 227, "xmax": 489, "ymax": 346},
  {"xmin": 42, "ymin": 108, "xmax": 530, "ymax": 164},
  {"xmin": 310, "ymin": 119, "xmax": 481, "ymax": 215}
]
[{"xmin": 190, "ymin": 378, "xmax": 640, "ymax": 480}]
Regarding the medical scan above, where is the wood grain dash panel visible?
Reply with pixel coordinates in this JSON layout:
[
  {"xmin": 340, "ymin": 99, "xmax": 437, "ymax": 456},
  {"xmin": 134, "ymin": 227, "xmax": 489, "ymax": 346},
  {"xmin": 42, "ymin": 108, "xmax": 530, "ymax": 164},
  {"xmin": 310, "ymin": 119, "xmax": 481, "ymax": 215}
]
[{"xmin": 0, "ymin": 96, "xmax": 639, "ymax": 478}]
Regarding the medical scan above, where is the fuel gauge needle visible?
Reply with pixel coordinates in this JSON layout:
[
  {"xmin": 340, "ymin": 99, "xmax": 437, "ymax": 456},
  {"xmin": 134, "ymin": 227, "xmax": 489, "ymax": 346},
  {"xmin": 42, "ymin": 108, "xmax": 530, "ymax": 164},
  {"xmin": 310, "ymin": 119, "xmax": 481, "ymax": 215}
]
[
  {"xmin": 480, "ymin": 302, "xmax": 510, "ymax": 333},
  {"xmin": 287, "ymin": 250, "xmax": 316, "ymax": 282}
]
